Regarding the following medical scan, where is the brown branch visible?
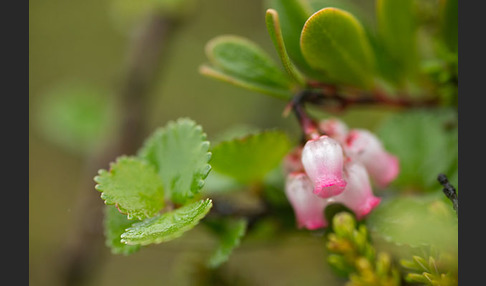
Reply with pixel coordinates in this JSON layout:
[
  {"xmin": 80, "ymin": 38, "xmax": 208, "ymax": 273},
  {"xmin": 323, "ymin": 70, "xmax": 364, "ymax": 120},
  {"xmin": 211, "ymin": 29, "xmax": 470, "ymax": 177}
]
[
  {"xmin": 304, "ymin": 82, "xmax": 440, "ymax": 112},
  {"xmin": 57, "ymin": 13, "xmax": 180, "ymax": 286}
]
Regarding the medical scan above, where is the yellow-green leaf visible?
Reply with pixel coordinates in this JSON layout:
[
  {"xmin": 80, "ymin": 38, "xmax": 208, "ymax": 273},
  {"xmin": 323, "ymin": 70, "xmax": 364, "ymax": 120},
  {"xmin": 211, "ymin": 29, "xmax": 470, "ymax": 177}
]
[{"xmin": 300, "ymin": 8, "xmax": 375, "ymax": 89}]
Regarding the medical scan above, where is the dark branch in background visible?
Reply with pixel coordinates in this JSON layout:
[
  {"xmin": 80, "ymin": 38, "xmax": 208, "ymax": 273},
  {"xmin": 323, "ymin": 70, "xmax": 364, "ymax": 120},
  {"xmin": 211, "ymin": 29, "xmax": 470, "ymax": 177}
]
[
  {"xmin": 437, "ymin": 173, "xmax": 458, "ymax": 216},
  {"xmin": 57, "ymin": 13, "xmax": 180, "ymax": 286}
]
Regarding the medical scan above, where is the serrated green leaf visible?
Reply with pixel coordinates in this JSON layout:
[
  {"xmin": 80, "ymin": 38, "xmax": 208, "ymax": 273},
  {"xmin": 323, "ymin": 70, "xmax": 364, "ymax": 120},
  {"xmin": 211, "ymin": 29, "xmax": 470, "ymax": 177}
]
[
  {"xmin": 210, "ymin": 130, "xmax": 292, "ymax": 184},
  {"xmin": 207, "ymin": 218, "xmax": 248, "ymax": 268},
  {"xmin": 202, "ymin": 35, "xmax": 294, "ymax": 99},
  {"xmin": 367, "ymin": 196, "xmax": 458, "ymax": 252},
  {"xmin": 37, "ymin": 82, "xmax": 115, "ymax": 154},
  {"xmin": 120, "ymin": 199, "xmax": 213, "ymax": 246},
  {"xmin": 138, "ymin": 118, "xmax": 212, "ymax": 205},
  {"xmin": 264, "ymin": 0, "xmax": 322, "ymax": 80},
  {"xmin": 300, "ymin": 7, "xmax": 375, "ymax": 89},
  {"xmin": 95, "ymin": 156, "xmax": 165, "ymax": 220},
  {"xmin": 104, "ymin": 205, "xmax": 141, "ymax": 255},
  {"xmin": 377, "ymin": 109, "xmax": 457, "ymax": 192},
  {"xmin": 376, "ymin": 0, "xmax": 418, "ymax": 83}
]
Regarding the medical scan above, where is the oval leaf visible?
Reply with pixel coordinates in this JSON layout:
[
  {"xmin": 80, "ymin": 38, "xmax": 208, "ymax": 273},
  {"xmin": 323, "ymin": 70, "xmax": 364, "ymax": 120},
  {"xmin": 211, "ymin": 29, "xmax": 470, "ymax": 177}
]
[
  {"xmin": 94, "ymin": 156, "xmax": 165, "ymax": 220},
  {"xmin": 137, "ymin": 118, "xmax": 212, "ymax": 205},
  {"xmin": 210, "ymin": 130, "xmax": 292, "ymax": 184},
  {"xmin": 199, "ymin": 65, "xmax": 292, "ymax": 100},
  {"xmin": 264, "ymin": 0, "xmax": 321, "ymax": 80},
  {"xmin": 204, "ymin": 35, "xmax": 293, "ymax": 98},
  {"xmin": 300, "ymin": 8, "xmax": 375, "ymax": 89},
  {"xmin": 121, "ymin": 199, "xmax": 213, "ymax": 246},
  {"xmin": 265, "ymin": 9, "xmax": 306, "ymax": 86}
]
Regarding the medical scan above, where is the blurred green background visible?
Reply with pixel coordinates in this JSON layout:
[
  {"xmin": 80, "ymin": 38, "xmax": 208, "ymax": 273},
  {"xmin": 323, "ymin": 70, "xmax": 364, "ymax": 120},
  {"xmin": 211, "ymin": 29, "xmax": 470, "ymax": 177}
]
[{"xmin": 29, "ymin": 0, "xmax": 390, "ymax": 285}]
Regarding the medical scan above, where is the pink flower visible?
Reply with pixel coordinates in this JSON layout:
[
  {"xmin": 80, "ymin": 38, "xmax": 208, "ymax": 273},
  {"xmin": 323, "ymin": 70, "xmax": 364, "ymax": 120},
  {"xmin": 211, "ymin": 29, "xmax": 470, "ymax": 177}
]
[
  {"xmin": 285, "ymin": 172, "xmax": 328, "ymax": 229},
  {"xmin": 301, "ymin": 135, "xmax": 347, "ymax": 198},
  {"xmin": 319, "ymin": 118, "xmax": 349, "ymax": 143},
  {"xmin": 328, "ymin": 161, "xmax": 381, "ymax": 219},
  {"xmin": 345, "ymin": 129, "xmax": 399, "ymax": 188}
]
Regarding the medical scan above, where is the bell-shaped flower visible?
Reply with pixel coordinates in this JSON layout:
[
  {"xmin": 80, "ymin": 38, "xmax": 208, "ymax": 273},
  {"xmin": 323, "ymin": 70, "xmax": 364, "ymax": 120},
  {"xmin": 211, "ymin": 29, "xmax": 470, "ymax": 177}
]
[
  {"xmin": 301, "ymin": 135, "xmax": 347, "ymax": 198},
  {"xmin": 328, "ymin": 161, "xmax": 381, "ymax": 220},
  {"xmin": 345, "ymin": 129, "xmax": 399, "ymax": 188},
  {"xmin": 319, "ymin": 118, "xmax": 349, "ymax": 143},
  {"xmin": 285, "ymin": 172, "xmax": 329, "ymax": 229}
]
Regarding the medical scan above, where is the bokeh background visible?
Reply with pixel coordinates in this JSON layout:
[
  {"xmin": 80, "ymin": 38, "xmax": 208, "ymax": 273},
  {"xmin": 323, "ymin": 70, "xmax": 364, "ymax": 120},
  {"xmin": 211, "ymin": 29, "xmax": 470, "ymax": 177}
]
[{"xmin": 30, "ymin": 1, "xmax": 391, "ymax": 285}]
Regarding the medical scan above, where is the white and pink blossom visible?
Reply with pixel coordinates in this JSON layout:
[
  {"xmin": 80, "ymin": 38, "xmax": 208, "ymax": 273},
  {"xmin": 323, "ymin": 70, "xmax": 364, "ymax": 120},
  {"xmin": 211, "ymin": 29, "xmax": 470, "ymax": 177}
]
[
  {"xmin": 328, "ymin": 161, "xmax": 381, "ymax": 219},
  {"xmin": 345, "ymin": 129, "xmax": 399, "ymax": 188},
  {"xmin": 285, "ymin": 172, "xmax": 329, "ymax": 230},
  {"xmin": 301, "ymin": 135, "xmax": 347, "ymax": 198},
  {"xmin": 319, "ymin": 118, "xmax": 349, "ymax": 143}
]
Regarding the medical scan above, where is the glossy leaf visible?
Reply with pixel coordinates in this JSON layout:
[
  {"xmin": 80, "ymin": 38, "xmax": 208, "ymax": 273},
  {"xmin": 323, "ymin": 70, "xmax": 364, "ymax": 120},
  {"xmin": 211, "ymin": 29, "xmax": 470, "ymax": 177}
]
[
  {"xmin": 367, "ymin": 196, "xmax": 457, "ymax": 253},
  {"xmin": 94, "ymin": 156, "xmax": 165, "ymax": 220},
  {"xmin": 203, "ymin": 35, "xmax": 293, "ymax": 99},
  {"xmin": 120, "ymin": 199, "xmax": 213, "ymax": 245},
  {"xmin": 265, "ymin": 9, "xmax": 306, "ymax": 86},
  {"xmin": 300, "ymin": 8, "xmax": 375, "ymax": 89},
  {"xmin": 199, "ymin": 65, "xmax": 292, "ymax": 100},
  {"xmin": 376, "ymin": 0, "xmax": 418, "ymax": 82},
  {"xmin": 377, "ymin": 109, "xmax": 458, "ymax": 192},
  {"xmin": 138, "ymin": 118, "xmax": 212, "ymax": 204},
  {"xmin": 264, "ymin": 0, "xmax": 321, "ymax": 80},
  {"xmin": 104, "ymin": 205, "xmax": 141, "ymax": 255},
  {"xmin": 210, "ymin": 130, "xmax": 292, "ymax": 184},
  {"xmin": 207, "ymin": 218, "xmax": 248, "ymax": 268}
]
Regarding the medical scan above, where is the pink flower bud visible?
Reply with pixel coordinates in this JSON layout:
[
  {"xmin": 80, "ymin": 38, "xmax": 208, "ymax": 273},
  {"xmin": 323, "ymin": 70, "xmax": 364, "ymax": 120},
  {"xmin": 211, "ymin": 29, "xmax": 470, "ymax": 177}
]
[
  {"xmin": 319, "ymin": 118, "xmax": 349, "ymax": 143},
  {"xmin": 301, "ymin": 135, "xmax": 347, "ymax": 198},
  {"xmin": 345, "ymin": 129, "xmax": 399, "ymax": 188},
  {"xmin": 328, "ymin": 161, "xmax": 381, "ymax": 219},
  {"xmin": 285, "ymin": 172, "xmax": 329, "ymax": 229}
]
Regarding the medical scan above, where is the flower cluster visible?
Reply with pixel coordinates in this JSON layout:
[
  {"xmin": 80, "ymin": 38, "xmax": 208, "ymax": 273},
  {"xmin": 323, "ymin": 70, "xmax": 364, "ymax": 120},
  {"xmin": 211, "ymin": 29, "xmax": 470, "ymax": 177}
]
[{"xmin": 284, "ymin": 118, "xmax": 399, "ymax": 230}]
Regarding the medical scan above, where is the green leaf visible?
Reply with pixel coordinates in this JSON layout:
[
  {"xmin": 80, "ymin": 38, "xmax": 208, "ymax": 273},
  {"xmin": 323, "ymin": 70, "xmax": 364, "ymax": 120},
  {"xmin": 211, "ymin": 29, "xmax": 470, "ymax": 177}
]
[
  {"xmin": 36, "ymin": 82, "xmax": 115, "ymax": 154},
  {"xmin": 199, "ymin": 65, "xmax": 292, "ymax": 100},
  {"xmin": 367, "ymin": 196, "xmax": 458, "ymax": 252},
  {"xmin": 300, "ymin": 7, "xmax": 375, "ymax": 89},
  {"xmin": 376, "ymin": 0, "xmax": 418, "ymax": 82},
  {"xmin": 104, "ymin": 205, "xmax": 141, "ymax": 255},
  {"xmin": 207, "ymin": 218, "xmax": 248, "ymax": 268},
  {"xmin": 138, "ymin": 118, "xmax": 212, "ymax": 205},
  {"xmin": 210, "ymin": 130, "xmax": 292, "ymax": 184},
  {"xmin": 439, "ymin": 0, "xmax": 458, "ymax": 54},
  {"xmin": 120, "ymin": 199, "xmax": 213, "ymax": 246},
  {"xmin": 94, "ymin": 156, "xmax": 165, "ymax": 220},
  {"xmin": 264, "ymin": 0, "xmax": 321, "ymax": 80},
  {"xmin": 377, "ymin": 109, "xmax": 457, "ymax": 192},
  {"xmin": 202, "ymin": 35, "xmax": 294, "ymax": 99},
  {"xmin": 265, "ymin": 9, "xmax": 306, "ymax": 86}
]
